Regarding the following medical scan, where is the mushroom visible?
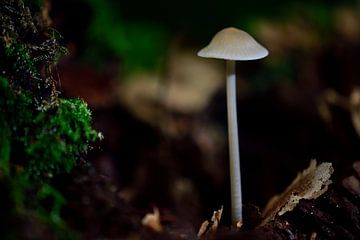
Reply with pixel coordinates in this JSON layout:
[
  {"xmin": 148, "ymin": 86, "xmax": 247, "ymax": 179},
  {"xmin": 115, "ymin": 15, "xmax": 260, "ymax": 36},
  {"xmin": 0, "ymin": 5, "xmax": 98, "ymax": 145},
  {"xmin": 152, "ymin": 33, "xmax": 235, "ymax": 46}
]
[{"xmin": 198, "ymin": 27, "xmax": 268, "ymax": 226}]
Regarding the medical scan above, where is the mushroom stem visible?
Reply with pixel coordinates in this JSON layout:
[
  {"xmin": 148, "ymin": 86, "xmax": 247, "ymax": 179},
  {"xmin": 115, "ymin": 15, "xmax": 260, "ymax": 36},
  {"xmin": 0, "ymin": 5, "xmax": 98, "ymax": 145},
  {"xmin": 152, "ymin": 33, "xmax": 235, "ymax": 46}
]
[{"xmin": 226, "ymin": 60, "xmax": 243, "ymax": 226}]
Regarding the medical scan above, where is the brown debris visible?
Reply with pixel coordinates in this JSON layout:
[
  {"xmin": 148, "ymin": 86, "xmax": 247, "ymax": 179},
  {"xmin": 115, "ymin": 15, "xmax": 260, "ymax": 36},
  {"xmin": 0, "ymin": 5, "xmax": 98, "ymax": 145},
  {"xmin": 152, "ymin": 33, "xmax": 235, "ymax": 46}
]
[
  {"xmin": 353, "ymin": 161, "xmax": 360, "ymax": 177},
  {"xmin": 197, "ymin": 206, "xmax": 223, "ymax": 240},
  {"xmin": 350, "ymin": 88, "xmax": 360, "ymax": 137},
  {"xmin": 342, "ymin": 176, "xmax": 360, "ymax": 197},
  {"xmin": 262, "ymin": 160, "xmax": 334, "ymax": 225},
  {"xmin": 342, "ymin": 158, "xmax": 360, "ymax": 197},
  {"xmin": 214, "ymin": 160, "xmax": 360, "ymax": 239},
  {"xmin": 141, "ymin": 208, "xmax": 163, "ymax": 232},
  {"xmin": 318, "ymin": 88, "xmax": 360, "ymax": 138},
  {"xmin": 197, "ymin": 220, "xmax": 210, "ymax": 238}
]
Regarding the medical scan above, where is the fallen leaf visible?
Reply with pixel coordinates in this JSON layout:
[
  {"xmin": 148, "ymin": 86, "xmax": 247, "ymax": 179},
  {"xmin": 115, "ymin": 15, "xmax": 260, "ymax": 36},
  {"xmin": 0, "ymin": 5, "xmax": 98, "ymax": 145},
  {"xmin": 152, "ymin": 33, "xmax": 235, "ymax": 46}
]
[
  {"xmin": 343, "ymin": 176, "xmax": 360, "ymax": 197},
  {"xmin": 141, "ymin": 207, "xmax": 162, "ymax": 232},
  {"xmin": 353, "ymin": 161, "xmax": 360, "ymax": 176},
  {"xmin": 350, "ymin": 88, "xmax": 360, "ymax": 137},
  {"xmin": 197, "ymin": 206, "xmax": 223, "ymax": 239}
]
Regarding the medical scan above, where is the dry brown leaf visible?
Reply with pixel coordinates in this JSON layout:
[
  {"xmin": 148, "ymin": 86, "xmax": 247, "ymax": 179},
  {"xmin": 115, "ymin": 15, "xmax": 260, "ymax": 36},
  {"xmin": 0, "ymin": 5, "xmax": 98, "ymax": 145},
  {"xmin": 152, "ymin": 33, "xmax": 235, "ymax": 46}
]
[
  {"xmin": 197, "ymin": 206, "xmax": 223, "ymax": 239},
  {"xmin": 310, "ymin": 232, "xmax": 317, "ymax": 240},
  {"xmin": 262, "ymin": 160, "xmax": 333, "ymax": 225},
  {"xmin": 141, "ymin": 208, "xmax": 162, "ymax": 232},
  {"xmin": 197, "ymin": 220, "xmax": 210, "ymax": 238},
  {"xmin": 343, "ymin": 176, "xmax": 360, "ymax": 197},
  {"xmin": 318, "ymin": 88, "xmax": 360, "ymax": 138},
  {"xmin": 350, "ymin": 88, "xmax": 360, "ymax": 137},
  {"xmin": 353, "ymin": 161, "xmax": 360, "ymax": 176}
]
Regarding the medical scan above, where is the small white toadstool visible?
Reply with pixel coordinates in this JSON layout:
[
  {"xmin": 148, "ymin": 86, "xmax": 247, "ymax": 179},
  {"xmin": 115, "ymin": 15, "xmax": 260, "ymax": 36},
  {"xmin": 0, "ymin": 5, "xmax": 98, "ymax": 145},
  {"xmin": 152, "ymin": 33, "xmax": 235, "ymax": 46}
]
[{"xmin": 198, "ymin": 27, "xmax": 268, "ymax": 226}]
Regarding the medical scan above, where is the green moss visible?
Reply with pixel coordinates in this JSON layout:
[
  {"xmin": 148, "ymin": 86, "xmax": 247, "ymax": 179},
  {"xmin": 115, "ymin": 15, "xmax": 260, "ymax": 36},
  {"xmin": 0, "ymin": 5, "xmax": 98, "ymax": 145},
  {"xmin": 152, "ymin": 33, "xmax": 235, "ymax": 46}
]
[
  {"xmin": 0, "ymin": 119, "xmax": 11, "ymax": 176},
  {"xmin": 23, "ymin": 0, "xmax": 42, "ymax": 10},
  {"xmin": 26, "ymin": 98, "xmax": 99, "ymax": 179},
  {"xmin": 2, "ymin": 41, "xmax": 41, "ymax": 92},
  {"xmin": 0, "ymin": 78, "xmax": 15, "ymax": 176},
  {"xmin": 0, "ymin": 0, "xmax": 68, "ymax": 109},
  {"xmin": 0, "ymin": 1, "xmax": 101, "ymax": 237},
  {"xmin": 0, "ymin": 74, "xmax": 97, "ymax": 236},
  {"xmin": 0, "ymin": 174, "xmax": 78, "ymax": 239},
  {"xmin": 0, "ymin": 76, "xmax": 101, "ymax": 181},
  {"xmin": 4, "ymin": 42, "xmax": 39, "ymax": 78}
]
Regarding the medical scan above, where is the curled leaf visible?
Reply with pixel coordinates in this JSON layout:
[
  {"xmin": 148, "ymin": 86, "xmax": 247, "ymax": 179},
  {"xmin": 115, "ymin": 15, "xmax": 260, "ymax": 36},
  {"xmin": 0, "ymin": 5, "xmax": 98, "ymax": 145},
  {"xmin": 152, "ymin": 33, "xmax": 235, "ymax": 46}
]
[
  {"xmin": 141, "ymin": 207, "xmax": 162, "ymax": 232},
  {"xmin": 197, "ymin": 206, "xmax": 223, "ymax": 239}
]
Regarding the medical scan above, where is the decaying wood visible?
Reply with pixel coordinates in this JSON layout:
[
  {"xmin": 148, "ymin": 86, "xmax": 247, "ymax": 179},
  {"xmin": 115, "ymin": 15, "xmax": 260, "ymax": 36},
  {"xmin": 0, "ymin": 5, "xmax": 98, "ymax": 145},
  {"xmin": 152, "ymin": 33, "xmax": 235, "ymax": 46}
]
[
  {"xmin": 262, "ymin": 160, "xmax": 334, "ymax": 225},
  {"xmin": 218, "ymin": 161, "xmax": 360, "ymax": 240}
]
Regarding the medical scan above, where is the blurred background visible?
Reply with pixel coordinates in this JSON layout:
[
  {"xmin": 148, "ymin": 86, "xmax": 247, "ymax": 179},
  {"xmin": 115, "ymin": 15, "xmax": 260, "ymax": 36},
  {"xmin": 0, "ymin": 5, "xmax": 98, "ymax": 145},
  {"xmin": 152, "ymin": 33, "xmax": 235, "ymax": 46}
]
[{"xmin": 48, "ymin": 0, "xmax": 359, "ymax": 232}]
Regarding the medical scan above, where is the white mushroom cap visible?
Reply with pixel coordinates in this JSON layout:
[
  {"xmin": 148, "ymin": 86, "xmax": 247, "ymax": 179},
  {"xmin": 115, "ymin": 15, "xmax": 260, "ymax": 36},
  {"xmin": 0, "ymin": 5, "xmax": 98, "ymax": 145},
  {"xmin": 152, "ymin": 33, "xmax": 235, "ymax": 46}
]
[{"xmin": 198, "ymin": 27, "xmax": 268, "ymax": 61}]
